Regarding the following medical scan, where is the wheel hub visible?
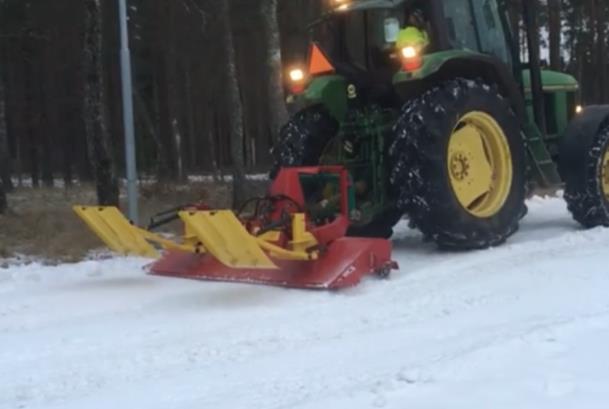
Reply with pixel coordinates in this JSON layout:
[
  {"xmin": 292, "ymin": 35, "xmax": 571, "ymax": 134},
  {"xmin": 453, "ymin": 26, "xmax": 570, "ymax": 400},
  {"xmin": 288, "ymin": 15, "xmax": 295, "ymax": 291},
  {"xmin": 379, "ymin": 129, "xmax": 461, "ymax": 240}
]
[
  {"xmin": 602, "ymin": 148, "xmax": 609, "ymax": 199},
  {"xmin": 447, "ymin": 112, "xmax": 513, "ymax": 219},
  {"xmin": 449, "ymin": 152, "xmax": 471, "ymax": 181}
]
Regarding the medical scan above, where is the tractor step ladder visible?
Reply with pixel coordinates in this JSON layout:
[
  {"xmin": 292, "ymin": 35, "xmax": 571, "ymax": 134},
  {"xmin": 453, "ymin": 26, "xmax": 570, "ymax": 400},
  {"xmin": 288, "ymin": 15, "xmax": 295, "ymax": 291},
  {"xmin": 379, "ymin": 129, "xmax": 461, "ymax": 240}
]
[{"xmin": 523, "ymin": 120, "xmax": 562, "ymax": 187}]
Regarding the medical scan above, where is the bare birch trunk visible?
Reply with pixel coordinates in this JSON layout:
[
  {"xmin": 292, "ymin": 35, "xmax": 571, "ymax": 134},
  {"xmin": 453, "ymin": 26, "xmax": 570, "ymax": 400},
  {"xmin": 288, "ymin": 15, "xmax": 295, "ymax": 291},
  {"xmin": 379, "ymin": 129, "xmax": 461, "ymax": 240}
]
[
  {"xmin": 83, "ymin": 0, "xmax": 119, "ymax": 205},
  {"xmin": 172, "ymin": 118, "xmax": 184, "ymax": 180},
  {"xmin": 261, "ymin": 0, "xmax": 288, "ymax": 145},
  {"xmin": 220, "ymin": 0, "xmax": 246, "ymax": 207}
]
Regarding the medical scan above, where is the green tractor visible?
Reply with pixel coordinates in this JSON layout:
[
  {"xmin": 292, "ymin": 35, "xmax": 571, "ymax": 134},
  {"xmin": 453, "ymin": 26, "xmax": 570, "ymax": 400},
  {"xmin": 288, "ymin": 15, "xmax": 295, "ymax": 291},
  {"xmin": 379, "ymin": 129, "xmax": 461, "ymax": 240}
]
[{"xmin": 272, "ymin": 0, "xmax": 609, "ymax": 248}]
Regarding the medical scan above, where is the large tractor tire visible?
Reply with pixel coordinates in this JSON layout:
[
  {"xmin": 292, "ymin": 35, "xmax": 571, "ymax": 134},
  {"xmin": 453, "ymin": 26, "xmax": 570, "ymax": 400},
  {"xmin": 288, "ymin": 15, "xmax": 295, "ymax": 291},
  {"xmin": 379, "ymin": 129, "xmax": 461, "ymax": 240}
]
[
  {"xmin": 271, "ymin": 106, "xmax": 401, "ymax": 238},
  {"xmin": 270, "ymin": 106, "xmax": 339, "ymax": 179},
  {"xmin": 559, "ymin": 109, "xmax": 609, "ymax": 227},
  {"xmin": 389, "ymin": 78, "xmax": 527, "ymax": 249}
]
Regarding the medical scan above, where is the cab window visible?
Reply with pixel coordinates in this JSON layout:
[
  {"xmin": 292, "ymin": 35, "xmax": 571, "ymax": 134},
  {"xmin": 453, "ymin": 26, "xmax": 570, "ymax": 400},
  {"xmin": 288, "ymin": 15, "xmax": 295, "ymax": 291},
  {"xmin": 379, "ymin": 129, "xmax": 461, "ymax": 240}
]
[
  {"xmin": 315, "ymin": 8, "xmax": 406, "ymax": 73},
  {"xmin": 471, "ymin": 0, "xmax": 512, "ymax": 65},
  {"xmin": 442, "ymin": 0, "xmax": 479, "ymax": 51},
  {"xmin": 342, "ymin": 12, "xmax": 368, "ymax": 70}
]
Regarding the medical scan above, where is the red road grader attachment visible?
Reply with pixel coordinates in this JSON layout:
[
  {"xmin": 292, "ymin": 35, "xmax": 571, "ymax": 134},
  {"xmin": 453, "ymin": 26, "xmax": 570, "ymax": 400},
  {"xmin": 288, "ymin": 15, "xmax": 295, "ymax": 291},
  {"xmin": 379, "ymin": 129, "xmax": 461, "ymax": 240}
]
[{"xmin": 74, "ymin": 167, "xmax": 397, "ymax": 290}]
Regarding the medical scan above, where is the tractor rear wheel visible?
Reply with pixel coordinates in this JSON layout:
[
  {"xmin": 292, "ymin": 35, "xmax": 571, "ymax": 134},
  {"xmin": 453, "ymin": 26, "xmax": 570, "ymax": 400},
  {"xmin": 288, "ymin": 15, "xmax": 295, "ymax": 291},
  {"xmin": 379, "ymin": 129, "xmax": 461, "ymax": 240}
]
[
  {"xmin": 271, "ymin": 106, "xmax": 400, "ymax": 238},
  {"xmin": 560, "ymin": 121, "xmax": 609, "ymax": 227},
  {"xmin": 389, "ymin": 79, "xmax": 527, "ymax": 249}
]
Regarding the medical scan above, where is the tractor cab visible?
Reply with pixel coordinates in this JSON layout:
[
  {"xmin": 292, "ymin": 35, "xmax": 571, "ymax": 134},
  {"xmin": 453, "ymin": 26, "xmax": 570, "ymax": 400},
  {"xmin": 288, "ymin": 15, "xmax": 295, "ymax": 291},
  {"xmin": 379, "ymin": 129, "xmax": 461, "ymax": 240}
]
[
  {"xmin": 302, "ymin": 0, "xmax": 511, "ymax": 80},
  {"xmin": 290, "ymin": 0, "xmax": 519, "ymax": 108},
  {"xmin": 302, "ymin": 0, "xmax": 434, "ymax": 105},
  {"xmin": 311, "ymin": 0, "xmax": 430, "ymax": 72}
]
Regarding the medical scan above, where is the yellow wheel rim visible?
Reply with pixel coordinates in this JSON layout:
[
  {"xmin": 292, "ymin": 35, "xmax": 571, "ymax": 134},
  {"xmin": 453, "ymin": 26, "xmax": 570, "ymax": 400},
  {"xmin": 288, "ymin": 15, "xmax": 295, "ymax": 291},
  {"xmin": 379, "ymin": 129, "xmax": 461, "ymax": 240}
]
[
  {"xmin": 447, "ymin": 112, "xmax": 513, "ymax": 218},
  {"xmin": 602, "ymin": 147, "xmax": 609, "ymax": 200}
]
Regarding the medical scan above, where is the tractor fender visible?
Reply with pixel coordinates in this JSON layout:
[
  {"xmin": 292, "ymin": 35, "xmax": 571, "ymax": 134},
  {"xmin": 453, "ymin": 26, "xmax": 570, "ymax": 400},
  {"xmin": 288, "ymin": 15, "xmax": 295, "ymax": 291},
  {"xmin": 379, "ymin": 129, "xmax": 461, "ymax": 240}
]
[
  {"xmin": 558, "ymin": 105, "xmax": 609, "ymax": 179},
  {"xmin": 394, "ymin": 51, "xmax": 526, "ymax": 121},
  {"xmin": 287, "ymin": 75, "xmax": 348, "ymax": 122}
]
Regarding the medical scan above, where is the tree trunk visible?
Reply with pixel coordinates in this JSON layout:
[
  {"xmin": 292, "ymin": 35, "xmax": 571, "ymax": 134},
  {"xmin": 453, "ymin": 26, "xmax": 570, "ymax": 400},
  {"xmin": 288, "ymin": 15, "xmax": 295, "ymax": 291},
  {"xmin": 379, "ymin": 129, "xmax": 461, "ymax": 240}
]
[
  {"xmin": 0, "ymin": 72, "xmax": 11, "ymax": 193},
  {"xmin": 548, "ymin": 0, "xmax": 561, "ymax": 70},
  {"xmin": 134, "ymin": 89, "xmax": 167, "ymax": 173},
  {"xmin": 39, "ymin": 54, "xmax": 55, "ymax": 188},
  {"xmin": 0, "ymin": 176, "xmax": 5, "ymax": 214},
  {"xmin": 24, "ymin": 64, "xmax": 39, "ymax": 188},
  {"xmin": 83, "ymin": 0, "xmax": 119, "ymax": 206},
  {"xmin": 205, "ymin": 105, "xmax": 219, "ymax": 175},
  {"xmin": 4, "ymin": 38, "xmax": 23, "ymax": 187},
  {"xmin": 261, "ymin": 0, "xmax": 289, "ymax": 146},
  {"xmin": 184, "ymin": 65, "xmax": 197, "ymax": 172},
  {"xmin": 594, "ymin": 0, "xmax": 607, "ymax": 102},
  {"xmin": 0, "ymin": 73, "xmax": 9, "ymax": 211},
  {"xmin": 150, "ymin": 73, "xmax": 171, "ymax": 179},
  {"xmin": 220, "ymin": 0, "xmax": 246, "ymax": 207},
  {"xmin": 155, "ymin": 0, "xmax": 183, "ymax": 181}
]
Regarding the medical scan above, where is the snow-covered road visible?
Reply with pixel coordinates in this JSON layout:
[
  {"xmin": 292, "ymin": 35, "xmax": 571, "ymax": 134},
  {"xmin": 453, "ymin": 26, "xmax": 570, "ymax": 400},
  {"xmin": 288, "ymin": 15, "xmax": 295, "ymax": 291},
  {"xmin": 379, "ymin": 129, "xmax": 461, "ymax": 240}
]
[{"xmin": 1, "ymin": 196, "xmax": 609, "ymax": 409}]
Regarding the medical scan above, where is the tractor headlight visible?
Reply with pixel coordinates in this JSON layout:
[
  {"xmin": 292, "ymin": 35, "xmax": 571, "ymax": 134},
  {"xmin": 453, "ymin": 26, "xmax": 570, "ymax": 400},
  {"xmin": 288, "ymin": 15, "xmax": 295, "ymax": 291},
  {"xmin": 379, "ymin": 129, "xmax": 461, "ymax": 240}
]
[
  {"xmin": 334, "ymin": 0, "xmax": 351, "ymax": 11},
  {"xmin": 289, "ymin": 68, "xmax": 305, "ymax": 82},
  {"xmin": 400, "ymin": 46, "xmax": 422, "ymax": 72},
  {"xmin": 401, "ymin": 46, "xmax": 418, "ymax": 59},
  {"xmin": 288, "ymin": 67, "xmax": 306, "ymax": 94}
]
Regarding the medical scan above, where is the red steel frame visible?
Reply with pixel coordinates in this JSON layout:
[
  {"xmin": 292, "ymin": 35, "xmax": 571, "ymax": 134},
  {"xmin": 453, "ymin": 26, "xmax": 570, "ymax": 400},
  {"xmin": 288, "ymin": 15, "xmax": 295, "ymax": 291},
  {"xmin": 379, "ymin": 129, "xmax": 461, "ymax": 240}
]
[{"xmin": 150, "ymin": 167, "xmax": 398, "ymax": 290}]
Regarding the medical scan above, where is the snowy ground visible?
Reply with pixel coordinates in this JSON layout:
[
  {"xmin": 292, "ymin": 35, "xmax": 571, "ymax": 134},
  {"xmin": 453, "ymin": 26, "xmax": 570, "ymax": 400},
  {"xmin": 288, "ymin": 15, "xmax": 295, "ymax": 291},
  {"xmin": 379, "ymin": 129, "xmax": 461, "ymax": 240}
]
[{"xmin": 1, "ymin": 196, "xmax": 609, "ymax": 409}]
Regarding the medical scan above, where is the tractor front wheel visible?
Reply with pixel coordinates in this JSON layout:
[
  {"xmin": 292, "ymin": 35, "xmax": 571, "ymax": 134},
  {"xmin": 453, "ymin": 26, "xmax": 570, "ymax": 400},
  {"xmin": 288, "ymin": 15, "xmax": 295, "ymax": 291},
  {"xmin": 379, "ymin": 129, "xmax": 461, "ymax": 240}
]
[
  {"xmin": 270, "ymin": 106, "xmax": 339, "ymax": 179},
  {"xmin": 389, "ymin": 79, "xmax": 527, "ymax": 249}
]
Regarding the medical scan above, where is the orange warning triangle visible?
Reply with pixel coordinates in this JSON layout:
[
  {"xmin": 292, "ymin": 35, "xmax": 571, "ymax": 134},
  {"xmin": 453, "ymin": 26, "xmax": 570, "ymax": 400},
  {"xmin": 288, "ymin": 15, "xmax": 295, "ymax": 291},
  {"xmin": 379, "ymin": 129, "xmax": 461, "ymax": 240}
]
[{"xmin": 309, "ymin": 43, "xmax": 335, "ymax": 76}]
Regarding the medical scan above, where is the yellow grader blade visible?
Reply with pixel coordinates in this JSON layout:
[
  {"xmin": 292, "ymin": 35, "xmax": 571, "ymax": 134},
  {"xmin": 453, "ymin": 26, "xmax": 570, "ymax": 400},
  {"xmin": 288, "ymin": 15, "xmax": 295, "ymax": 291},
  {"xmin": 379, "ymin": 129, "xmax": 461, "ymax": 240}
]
[
  {"xmin": 178, "ymin": 210, "xmax": 278, "ymax": 269},
  {"xmin": 73, "ymin": 206, "xmax": 159, "ymax": 258},
  {"xmin": 75, "ymin": 206, "xmax": 309, "ymax": 269}
]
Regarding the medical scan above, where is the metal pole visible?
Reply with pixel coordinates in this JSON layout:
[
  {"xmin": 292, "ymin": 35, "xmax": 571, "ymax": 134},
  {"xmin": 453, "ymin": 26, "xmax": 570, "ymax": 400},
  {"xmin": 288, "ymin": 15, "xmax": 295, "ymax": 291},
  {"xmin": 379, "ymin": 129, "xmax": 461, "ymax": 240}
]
[{"xmin": 118, "ymin": 0, "xmax": 139, "ymax": 223}]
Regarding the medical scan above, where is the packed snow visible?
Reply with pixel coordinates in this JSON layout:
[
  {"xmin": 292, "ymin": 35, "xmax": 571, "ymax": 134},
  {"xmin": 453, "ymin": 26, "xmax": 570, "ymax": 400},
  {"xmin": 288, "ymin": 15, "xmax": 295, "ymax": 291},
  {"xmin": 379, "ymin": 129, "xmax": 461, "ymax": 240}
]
[{"xmin": 1, "ymin": 196, "xmax": 609, "ymax": 409}]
